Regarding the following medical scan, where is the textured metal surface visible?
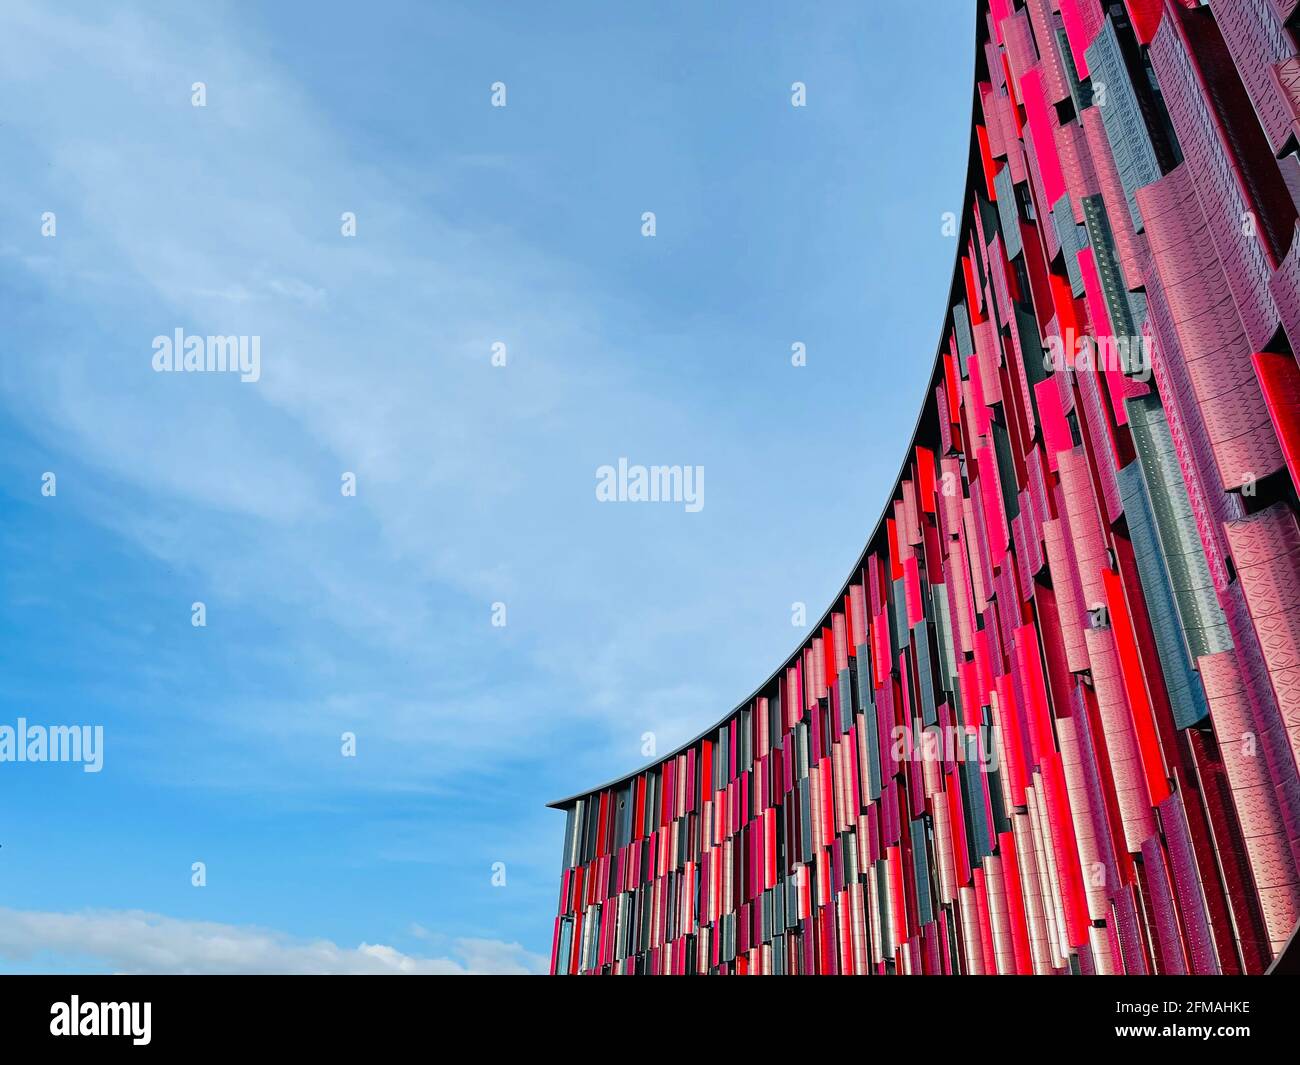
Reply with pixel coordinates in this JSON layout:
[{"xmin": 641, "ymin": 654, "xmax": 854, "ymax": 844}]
[{"xmin": 549, "ymin": 0, "xmax": 1300, "ymax": 976}]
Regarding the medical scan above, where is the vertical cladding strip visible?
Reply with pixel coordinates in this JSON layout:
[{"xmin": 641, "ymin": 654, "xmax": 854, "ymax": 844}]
[
  {"xmin": 1212, "ymin": 0, "xmax": 1295, "ymax": 153},
  {"xmin": 1081, "ymin": 105, "xmax": 1147, "ymax": 290},
  {"xmin": 1198, "ymin": 651, "xmax": 1300, "ymax": 955},
  {"xmin": 1058, "ymin": 447, "xmax": 1110, "ymax": 613},
  {"xmin": 1102, "ymin": 567, "xmax": 1173, "ymax": 808},
  {"xmin": 1044, "ymin": 516, "xmax": 1093, "ymax": 674},
  {"xmin": 1225, "ymin": 504, "xmax": 1300, "ymax": 780},
  {"xmin": 998, "ymin": 827, "xmax": 1034, "ymax": 974},
  {"xmin": 983, "ymin": 855, "xmax": 1015, "ymax": 974},
  {"xmin": 1070, "ymin": 686, "xmax": 1129, "ymax": 898},
  {"xmin": 1028, "ymin": 780, "xmax": 1069, "ymax": 966},
  {"xmin": 1152, "ymin": 8, "xmax": 1288, "ymax": 357},
  {"xmin": 1057, "ymin": 714, "xmax": 1110, "ymax": 923},
  {"xmin": 1125, "ymin": 393, "xmax": 1233, "ymax": 657},
  {"xmin": 1116, "ymin": 458, "xmax": 1212, "ymax": 728},
  {"xmin": 1086, "ymin": 14, "xmax": 1165, "ymax": 235},
  {"xmin": 1141, "ymin": 833, "xmax": 1189, "ymax": 974},
  {"xmin": 1013, "ymin": 807, "xmax": 1055, "ymax": 974},
  {"xmin": 1084, "ymin": 624, "xmax": 1157, "ymax": 853},
  {"xmin": 1157, "ymin": 790, "xmax": 1221, "ymax": 975},
  {"xmin": 549, "ymin": 0, "xmax": 1300, "ymax": 976},
  {"xmin": 1059, "ymin": 0, "xmax": 1098, "ymax": 79},
  {"xmin": 1254, "ymin": 350, "xmax": 1300, "ymax": 489},
  {"xmin": 1141, "ymin": 162, "xmax": 1280, "ymax": 485}
]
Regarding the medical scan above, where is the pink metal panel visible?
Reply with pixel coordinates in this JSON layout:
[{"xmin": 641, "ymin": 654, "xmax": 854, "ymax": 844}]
[
  {"xmin": 1199, "ymin": 650, "xmax": 1300, "ymax": 954},
  {"xmin": 1081, "ymin": 105, "xmax": 1146, "ymax": 285},
  {"xmin": 1019, "ymin": 66, "xmax": 1067, "ymax": 210},
  {"xmin": 1025, "ymin": 0, "xmax": 1070, "ymax": 105},
  {"xmin": 1084, "ymin": 626, "xmax": 1157, "ymax": 853},
  {"xmin": 1043, "ymin": 517, "xmax": 1091, "ymax": 674},
  {"xmin": 1138, "ymin": 164, "xmax": 1285, "ymax": 490},
  {"xmin": 1150, "ymin": 12, "xmax": 1283, "ymax": 352},
  {"xmin": 1214, "ymin": 0, "xmax": 1296, "ymax": 154},
  {"xmin": 1225, "ymin": 504, "xmax": 1300, "ymax": 780},
  {"xmin": 1057, "ymin": 446, "xmax": 1109, "ymax": 612}
]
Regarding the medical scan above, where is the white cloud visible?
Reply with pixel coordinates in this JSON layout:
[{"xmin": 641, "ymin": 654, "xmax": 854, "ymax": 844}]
[
  {"xmin": 0, "ymin": 0, "xmax": 909, "ymax": 814},
  {"xmin": 0, "ymin": 0, "xmax": 771, "ymax": 800},
  {"xmin": 0, "ymin": 907, "xmax": 547, "ymax": 975}
]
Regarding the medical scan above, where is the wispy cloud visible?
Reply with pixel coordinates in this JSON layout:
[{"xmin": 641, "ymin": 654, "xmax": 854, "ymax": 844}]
[
  {"xmin": 0, "ymin": 0, "xmax": 969, "ymax": 973},
  {"xmin": 0, "ymin": 0, "xmax": 742, "ymax": 797},
  {"xmin": 0, "ymin": 908, "xmax": 547, "ymax": 975}
]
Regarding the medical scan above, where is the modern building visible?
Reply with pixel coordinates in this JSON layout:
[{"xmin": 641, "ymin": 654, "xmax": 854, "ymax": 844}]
[{"xmin": 548, "ymin": 0, "xmax": 1300, "ymax": 975}]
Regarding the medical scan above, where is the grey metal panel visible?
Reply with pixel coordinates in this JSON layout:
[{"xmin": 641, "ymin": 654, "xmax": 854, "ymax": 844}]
[
  {"xmin": 992, "ymin": 421, "xmax": 1021, "ymax": 521},
  {"xmin": 1086, "ymin": 17, "xmax": 1164, "ymax": 232},
  {"xmin": 995, "ymin": 164, "xmax": 1023, "ymax": 259},
  {"xmin": 1118, "ymin": 461, "xmax": 1210, "ymax": 728},
  {"xmin": 931, "ymin": 587, "xmax": 958, "ymax": 689},
  {"xmin": 953, "ymin": 302, "xmax": 975, "ymax": 377},
  {"xmin": 892, "ymin": 576, "xmax": 910, "ymax": 651},
  {"xmin": 911, "ymin": 817, "xmax": 934, "ymax": 926},
  {"xmin": 1058, "ymin": 26, "xmax": 1092, "ymax": 114},
  {"xmin": 1125, "ymin": 394, "xmax": 1233, "ymax": 658},
  {"xmin": 1054, "ymin": 193, "xmax": 1087, "ymax": 297},
  {"xmin": 1016, "ymin": 305, "xmax": 1048, "ymax": 389},
  {"xmin": 914, "ymin": 623, "xmax": 939, "ymax": 726},
  {"xmin": 838, "ymin": 666, "xmax": 855, "ymax": 733}
]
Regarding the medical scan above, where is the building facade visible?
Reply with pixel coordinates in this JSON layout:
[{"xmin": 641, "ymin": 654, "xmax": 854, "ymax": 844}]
[{"xmin": 549, "ymin": 0, "xmax": 1300, "ymax": 975}]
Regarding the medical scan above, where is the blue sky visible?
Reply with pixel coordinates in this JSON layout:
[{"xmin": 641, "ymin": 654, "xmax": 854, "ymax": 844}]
[{"xmin": 0, "ymin": 0, "xmax": 971, "ymax": 972}]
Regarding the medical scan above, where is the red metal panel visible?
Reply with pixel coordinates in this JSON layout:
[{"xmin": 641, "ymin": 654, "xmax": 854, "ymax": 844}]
[
  {"xmin": 1103, "ymin": 567, "xmax": 1172, "ymax": 806},
  {"xmin": 1058, "ymin": 0, "xmax": 1096, "ymax": 78},
  {"xmin": 1125, "ymin": 0, "xmax": 1164, "ymax": 45},
  {"xmin": 1253, "ymin": 350, "xmax": 1300, "ymax": 491},
  {"xmin": 1199, "ymin": 651, "xmax": 1300, "ymax": 956}
]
